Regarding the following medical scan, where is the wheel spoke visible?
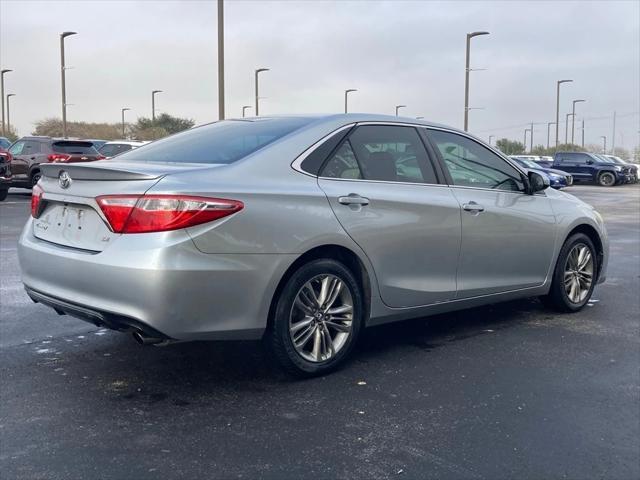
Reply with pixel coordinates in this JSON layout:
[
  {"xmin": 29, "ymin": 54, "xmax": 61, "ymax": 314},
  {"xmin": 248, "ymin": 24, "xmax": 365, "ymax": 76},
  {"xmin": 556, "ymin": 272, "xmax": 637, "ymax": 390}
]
[
  {"xmin": 325, "ymin": 320, "xmax": 351, "ymax": 333},
  {"xmin": 312, "ymin": 327, "xmax": 322, "ymax": 361},
  {"xmin": 290, "ymin": 317, "xmax": 313, "ymax": 335},
  {"xmin": 327, "ymin": 304, "xmax": 352, "ymax": 316},
  {"xmin": 294, "ymin": 324, "xmax": 316, "ymax": 348},
  {"xmin": 323, "ymin": 279, "xmax": 343, "ymax": 311},
  {"xmin": 318, "ymin": 276, "xmax": 331, "ymax": 307},
  {"xmin": 322, "ymin": 324, "xmax": 335, "ymax": 357},
  {"xmin": 294, "ymin": 296, "xmax": 314, "ymax": 315},
  {"xmin": 301, "ymin": 284, "xmax": 320, "ymax": 309}
]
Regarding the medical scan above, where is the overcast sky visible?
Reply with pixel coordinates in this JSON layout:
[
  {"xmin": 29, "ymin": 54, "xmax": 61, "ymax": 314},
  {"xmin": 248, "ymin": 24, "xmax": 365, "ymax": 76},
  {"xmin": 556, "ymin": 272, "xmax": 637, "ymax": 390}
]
[{"xmin": 1, "ymin": 0, "xmax": 639, "ymax": 149}]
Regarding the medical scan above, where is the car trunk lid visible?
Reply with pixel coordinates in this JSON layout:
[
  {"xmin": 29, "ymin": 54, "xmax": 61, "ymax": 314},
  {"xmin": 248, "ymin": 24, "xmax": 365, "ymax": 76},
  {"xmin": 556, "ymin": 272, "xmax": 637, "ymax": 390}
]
[{"xmin": 33, "ymin": 162, "xmax": 216, "ymax": 252}]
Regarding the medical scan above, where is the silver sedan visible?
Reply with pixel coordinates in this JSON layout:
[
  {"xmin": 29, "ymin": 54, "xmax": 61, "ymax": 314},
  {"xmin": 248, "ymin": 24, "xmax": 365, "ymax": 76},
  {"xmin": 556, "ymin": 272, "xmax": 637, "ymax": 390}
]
[{"xmin": 18, "ymin": 114, "xmax": 608, "ymax": 376}]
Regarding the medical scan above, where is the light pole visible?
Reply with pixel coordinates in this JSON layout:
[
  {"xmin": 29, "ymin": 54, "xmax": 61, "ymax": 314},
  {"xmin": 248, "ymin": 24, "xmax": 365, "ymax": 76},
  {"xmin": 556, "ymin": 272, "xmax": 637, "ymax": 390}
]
[
  {"xmin": 547, "ymin": 122, "xmax": 555, "ymax": 149},
  {"xmin": 151, "ymin": 90, "xmax": 162, "ymax": 121},
  {"xmin": 464, "ymin": 31, "xmax": 489, "ymax": 132},
  {"xmin": 600, "ymin": 135, "xmax": 607, "ymax": 154},
  {"xmin": 488, "ymin": 135, "xmax": 494, "ymax": 146},
  {"xmin": 1, "ymin": 69, "xmax": 12, "ymax": 136},
  {"xmin": 524, "ymin": 128, "xmax": 530, "ymax": 153},
  {"xmin": 571, "ymin": 99, "xmax": 585, "ymax": 145},
  {"xmin": 6, "ymin": 94, "xmax": 15, "ymax": 135},
  {"xmin": 395, "ymin": 105, "xmax": 406, "ymax": 116},
  {"xmin": 530, "ymin": 122, "xmax": 534, "ymax": 152},
  {"xmin": 555, "ymin": 79, "xmax": 572, "ymax": 149},
  {"xmin": 217, "ymin": 0, "xmax": 225, "ymax": 120},
  {"xmin": 344, "ymin": 89, "xmax": 357, "ymax": 113},
  {"xmin": 60, "ymin": 31, "xmax": 77, "ymax": 139},
  {"xmin": 254, "ymin": 68, "xmax": 269, "ymax": 116},
  {"xmin": 121, "ymin": 108, "xmax": 130, "ymax": 138},
  {"xmin": 581, "ymin": 119, "xmax": 585, "ymax": 148},
  {"xmin": 242, "ymin": 105, "xmax": 252, "ymax": 118},
  {"xmin": 565, "ymin": 113, "xmax": 575, "ymax": 145}
]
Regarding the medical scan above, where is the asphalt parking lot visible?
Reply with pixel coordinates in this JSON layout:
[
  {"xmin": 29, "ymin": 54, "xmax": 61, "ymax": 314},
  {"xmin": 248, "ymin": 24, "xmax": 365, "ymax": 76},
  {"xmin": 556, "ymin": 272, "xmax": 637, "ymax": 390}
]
[{"xmin": 1, "ymin": 184, "xmax": 639, "ymax": 480}]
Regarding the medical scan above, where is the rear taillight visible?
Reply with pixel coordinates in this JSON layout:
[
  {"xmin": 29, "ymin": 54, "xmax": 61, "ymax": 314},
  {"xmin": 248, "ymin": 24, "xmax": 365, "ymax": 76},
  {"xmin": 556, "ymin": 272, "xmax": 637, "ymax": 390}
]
[
  {"xmin": 95, "ymin": 195, "xmax": 244, "ymax": 234},
  {"xmin": 31, "ymin": 184, "xmax": 44, "ymax": 218},
  {"xmin": 0, "ymin": 151, "xmax": 12, "ymax": 163},
  {"xmin": 96, "ymin": 155, "xmax": 106, "ymax": 160},
  {"xmin": 48, "ymin": 153, "xmax": 71, "ymax": 163}
]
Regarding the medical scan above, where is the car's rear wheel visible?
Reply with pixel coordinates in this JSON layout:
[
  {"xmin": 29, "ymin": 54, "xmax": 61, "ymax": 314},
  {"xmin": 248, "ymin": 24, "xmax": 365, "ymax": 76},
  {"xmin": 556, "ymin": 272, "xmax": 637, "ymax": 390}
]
[
  {"xmin": 30, "ymin": 170, "xmax": 41, "ymax": 187},
  {"xmin": 597, "ymin": 171, "xmax": 615, "ymax": 187},
  {"xmin": 0, "ymin": 188, "xmax": 7, "ymax": 201},
  {"xmin": 268, "ymin": 258, "xmax": 364, "ymax": 377},
  {"xmin": 542, "ymin": 233, "xmax": 597, "ymax": 312}
]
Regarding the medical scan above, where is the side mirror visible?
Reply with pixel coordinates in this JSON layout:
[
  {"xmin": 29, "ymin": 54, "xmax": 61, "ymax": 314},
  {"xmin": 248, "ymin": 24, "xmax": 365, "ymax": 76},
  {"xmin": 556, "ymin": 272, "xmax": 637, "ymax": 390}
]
[
  {"xmin": 586, "ymin": 159, "xmax": 594, "ymax": 165},
  {"xmin": 528, "ymin": 171, "xmax": 550, "ymax": 193}
]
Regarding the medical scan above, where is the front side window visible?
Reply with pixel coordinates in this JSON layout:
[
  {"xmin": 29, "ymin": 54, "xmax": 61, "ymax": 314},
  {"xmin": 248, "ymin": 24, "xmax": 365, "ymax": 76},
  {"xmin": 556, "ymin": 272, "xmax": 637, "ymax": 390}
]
[
  {"xmin": 9, "ymin": 141, "xmax": 24, "ymax": 155},
  {"xmin": 428, "ymin": 129, "xmax": 525, "ymax": 192},
  {"xmin": 23, "ymin": 141, "xmax": 41, "ymax": 153},
  {"xmin": 321, "ymin": 125, "xmax": 437, "ymax": 184}
]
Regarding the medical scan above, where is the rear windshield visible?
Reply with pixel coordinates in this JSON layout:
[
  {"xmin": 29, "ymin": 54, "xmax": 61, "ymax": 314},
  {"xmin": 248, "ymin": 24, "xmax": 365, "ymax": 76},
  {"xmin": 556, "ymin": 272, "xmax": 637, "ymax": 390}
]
[
  {"xmin": 118, "ymin": 118, "xmax": 313, "ymax": 164},
  {"xmin": 52, "ymin": 141, "xmax": 99, "ymax": 155}
]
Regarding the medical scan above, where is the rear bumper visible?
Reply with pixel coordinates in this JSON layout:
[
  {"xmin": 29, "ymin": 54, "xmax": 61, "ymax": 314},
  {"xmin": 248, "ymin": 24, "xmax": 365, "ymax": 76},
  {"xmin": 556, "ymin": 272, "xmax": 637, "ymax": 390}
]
[{"xmin": 18, "ymin": 219, "xmax": 296, "ymax": 341}]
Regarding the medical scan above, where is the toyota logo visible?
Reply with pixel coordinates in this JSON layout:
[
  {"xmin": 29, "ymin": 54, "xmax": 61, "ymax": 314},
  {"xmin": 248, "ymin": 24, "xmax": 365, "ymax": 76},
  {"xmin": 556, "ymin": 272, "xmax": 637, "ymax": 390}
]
[{"xmin": 58, "ymin": 171, "xmax": 72, "ymax": 189}]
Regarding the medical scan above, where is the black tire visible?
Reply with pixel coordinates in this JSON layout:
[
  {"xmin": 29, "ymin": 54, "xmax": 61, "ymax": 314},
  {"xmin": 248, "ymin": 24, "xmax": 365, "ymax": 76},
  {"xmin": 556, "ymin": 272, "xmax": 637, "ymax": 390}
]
[
  {"xmin": 0, "ymin": 188, "xmax": 7, "ymax": 201},
  {"xmin": 542, "ymin": 233, "xmax": 598, "ymax": 312},
  {"xmin": 30, "ymin": 170, "xmax": 41, "ymax": 187},
  {"xmin": 597, "ymin": 171, "xmax": 615, "ymax": 187},
  {"xmin": 268, "ymin": 258, "xmax": 364, "ymax": 377}
]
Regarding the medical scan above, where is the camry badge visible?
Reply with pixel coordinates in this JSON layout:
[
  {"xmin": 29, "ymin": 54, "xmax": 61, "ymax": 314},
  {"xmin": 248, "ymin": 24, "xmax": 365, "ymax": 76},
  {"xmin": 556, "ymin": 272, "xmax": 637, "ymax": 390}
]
[{"xmin": 58, "ymin": 170, "xmax": 72, "ymax": 189}]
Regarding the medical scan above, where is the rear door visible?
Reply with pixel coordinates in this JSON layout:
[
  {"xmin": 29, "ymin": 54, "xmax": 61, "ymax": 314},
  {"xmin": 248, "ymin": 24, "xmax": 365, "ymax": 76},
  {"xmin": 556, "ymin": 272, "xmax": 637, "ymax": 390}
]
[
  {"xmin": 8, "ymin": 140, "xmax": 29, "ymax": 179},
  {"xmin": 318, "ymin": 124, "xmax": 461, "ymax": 308},
  {"xmin": 555, "ymin": 152, "xmax": 591, "ymax": 180},
  {"xmin": 426, "ymin": 128, "xmax": 556, "ymax": 299}
]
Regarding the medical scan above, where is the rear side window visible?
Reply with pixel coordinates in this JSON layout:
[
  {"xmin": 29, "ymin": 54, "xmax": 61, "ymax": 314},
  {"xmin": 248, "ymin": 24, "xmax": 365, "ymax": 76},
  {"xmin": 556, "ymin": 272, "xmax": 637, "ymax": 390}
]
[
  {"xmin": 99, "ymin": 143, "xmax": 133, "ymax": 157},
  {"xmin": 119, "ymin": 118, "xmax": 313, "ymax": 164},
  {"xmin": 321, "ymin": 125, "xmax": 438, "ymax": 184},
  {"xmin": 52, "ymin": 141, "xmax": 98, "ymax": 155}
]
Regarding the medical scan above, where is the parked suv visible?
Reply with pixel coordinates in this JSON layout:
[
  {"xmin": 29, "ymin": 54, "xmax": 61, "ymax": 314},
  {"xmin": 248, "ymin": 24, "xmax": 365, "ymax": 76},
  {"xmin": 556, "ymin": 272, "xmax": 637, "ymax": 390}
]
[
  {"xmin": 8, "ymin": 137, "xmax": 104, "ymax": 188},
  {"xmin": 553, "ymin": 151, "xmax": 627, "ymax": 186},
  {"xmin": 0, "ymin": 148, "xmax": 11, "ymax": 201}
]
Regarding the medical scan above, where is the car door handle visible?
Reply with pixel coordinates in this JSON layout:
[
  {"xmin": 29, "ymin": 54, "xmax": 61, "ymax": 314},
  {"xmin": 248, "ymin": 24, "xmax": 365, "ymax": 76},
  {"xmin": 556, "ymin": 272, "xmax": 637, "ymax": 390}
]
[
  {"xmin": 462, "ymin": 201, "xmax": 484, "ymax": 213},
  {"xmin": 338, "ymin": 194, "xmax": 370, "ymax": 206}
]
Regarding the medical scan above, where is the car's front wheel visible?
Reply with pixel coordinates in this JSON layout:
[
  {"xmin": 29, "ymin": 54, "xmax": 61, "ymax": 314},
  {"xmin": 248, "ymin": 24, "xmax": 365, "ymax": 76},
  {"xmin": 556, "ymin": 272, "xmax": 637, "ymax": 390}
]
[
  {"xmin": 30, "ymin": 170, "xmax": 41, "ymax": 187},
  {"xmin": 0, "ymin": 188, "xmax": 7, "ymax": 201},
  {"xmin": 597, "ymin": 171, "xmax": 616, "ymax": 187},
  {"xmin": 543, "ymin": 233, "xmax": 598, "ymax": 312},
  {"xmin": 268, "ymin": 258, "xmax": 364, "ymax": 377}
]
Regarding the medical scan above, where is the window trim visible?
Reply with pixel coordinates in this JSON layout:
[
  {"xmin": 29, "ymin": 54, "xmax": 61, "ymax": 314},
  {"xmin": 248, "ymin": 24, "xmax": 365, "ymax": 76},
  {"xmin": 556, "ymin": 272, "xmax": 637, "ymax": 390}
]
[
  {"xmin": 423, "ymin": 126, "xmax": 533, "ymax": 195},
  {"xmin": 293, "ymin": 121, "xmax": 446, "ymax": 187}
]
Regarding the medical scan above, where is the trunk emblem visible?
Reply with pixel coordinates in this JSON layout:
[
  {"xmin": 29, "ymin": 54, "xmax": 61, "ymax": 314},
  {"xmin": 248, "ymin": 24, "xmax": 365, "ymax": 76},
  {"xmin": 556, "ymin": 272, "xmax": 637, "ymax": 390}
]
[{"xmin": 58, "ymin": 171, "xmax": 72, "ymax": 189}]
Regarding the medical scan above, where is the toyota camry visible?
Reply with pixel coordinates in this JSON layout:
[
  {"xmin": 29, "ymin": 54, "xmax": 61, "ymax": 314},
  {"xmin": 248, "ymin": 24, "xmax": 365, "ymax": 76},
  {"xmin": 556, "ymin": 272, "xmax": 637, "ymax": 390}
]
[{"xmin": 18, "ymin": 114, "xmax": 608, "ymax": 376}]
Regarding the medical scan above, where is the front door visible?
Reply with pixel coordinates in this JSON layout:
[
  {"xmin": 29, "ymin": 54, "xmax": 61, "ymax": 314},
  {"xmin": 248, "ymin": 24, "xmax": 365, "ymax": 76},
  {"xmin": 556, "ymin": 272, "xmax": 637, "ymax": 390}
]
[
  {"xmin": 318, "ymin": 124, "xmax": 461, "ymax": 308},
  {"xmin": 426, "ymin": 128, "xmax": 557, "ymax": 299}
]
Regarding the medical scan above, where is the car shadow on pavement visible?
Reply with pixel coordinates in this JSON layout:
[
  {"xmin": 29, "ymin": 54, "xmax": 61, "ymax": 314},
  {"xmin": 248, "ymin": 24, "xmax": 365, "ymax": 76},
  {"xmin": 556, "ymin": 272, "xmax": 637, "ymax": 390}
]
[{"xmin": 33, "ymin": 297, "xmax": 549, "ymax": 408}]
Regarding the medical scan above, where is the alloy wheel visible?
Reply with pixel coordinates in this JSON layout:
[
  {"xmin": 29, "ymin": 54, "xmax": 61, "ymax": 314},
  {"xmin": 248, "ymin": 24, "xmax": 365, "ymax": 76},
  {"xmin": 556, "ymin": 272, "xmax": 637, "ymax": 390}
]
[
  {"xmin": 563, "ymin": 243, "xmax": 594, "ymax": 304},
  {"xmin": 289, "ymin": 274, "xmax": 353, "ymax": 363}
]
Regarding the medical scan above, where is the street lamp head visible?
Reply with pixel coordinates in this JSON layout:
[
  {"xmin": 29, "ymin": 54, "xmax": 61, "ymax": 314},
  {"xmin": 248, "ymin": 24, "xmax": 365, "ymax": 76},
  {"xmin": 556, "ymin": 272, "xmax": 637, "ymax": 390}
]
[
  {"xmin": 152, "ymin": 90, "xmax": 163, "ymax": 94},
  {"xmin": 573, "ymin": 99, "xmax": 586, "ymax": 104},
  {"xmin": 396, "ymin": 105, "xmax": 406, "ymax": 109},
  {"xmin": 61, "ymin": 31, "xmax": 77, "ymax": 38},
  {"xmin": 256, "ymin": 68, "xmax": 270, "ymax": 74},
  {"xmin": 122, "ymin": 107, "xmax": 131, "ymax": 112},
  {"xmin": 345, "ymin": 89, "xmax": 357, "ymax": 94},
  {"xmin": 558, "ymin": 79, "xmax": 573, "ymax": 84},
  {"xmin": 468, "ymin": 31, "xmax": 490, "ymax": 38},
  {"xmin": 1, "ymin": 69, "xmax": 12, "ymax": 74},
  {"xmin": 7, "ymin": 93, "xmax": 15, "ymax": 98}
]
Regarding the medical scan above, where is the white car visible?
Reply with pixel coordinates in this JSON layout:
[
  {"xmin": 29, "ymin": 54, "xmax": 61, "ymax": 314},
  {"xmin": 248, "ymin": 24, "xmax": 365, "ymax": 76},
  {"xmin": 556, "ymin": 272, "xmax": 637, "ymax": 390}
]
[{"xmin": 98, "ymin": 140, "xmax": 149, "ymax": 158}]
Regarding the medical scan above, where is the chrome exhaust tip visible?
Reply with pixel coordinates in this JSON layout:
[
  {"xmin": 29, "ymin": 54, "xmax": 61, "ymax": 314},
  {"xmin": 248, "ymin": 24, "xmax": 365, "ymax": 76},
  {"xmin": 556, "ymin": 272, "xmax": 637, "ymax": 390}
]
[{"xmin": 132, "ymin": 331, "xmax": 163, "ymax": 346}]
